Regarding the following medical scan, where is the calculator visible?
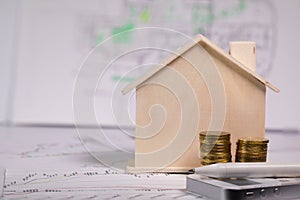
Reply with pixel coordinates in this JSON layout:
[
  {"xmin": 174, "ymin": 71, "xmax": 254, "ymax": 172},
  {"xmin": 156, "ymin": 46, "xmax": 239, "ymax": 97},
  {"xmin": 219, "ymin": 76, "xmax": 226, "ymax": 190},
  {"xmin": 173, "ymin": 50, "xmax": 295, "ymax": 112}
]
[{"xmin": 187, "ymin": 174, "xmax": 300, "ymax": 200}]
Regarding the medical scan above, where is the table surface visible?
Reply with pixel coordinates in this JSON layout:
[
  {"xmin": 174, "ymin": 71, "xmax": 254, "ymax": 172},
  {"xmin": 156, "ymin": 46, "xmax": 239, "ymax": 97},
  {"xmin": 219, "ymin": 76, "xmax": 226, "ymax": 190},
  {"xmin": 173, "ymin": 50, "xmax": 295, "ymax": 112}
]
[{"xmin": 0, "ymin": 125, "xmax": 300, "ymax": 199}]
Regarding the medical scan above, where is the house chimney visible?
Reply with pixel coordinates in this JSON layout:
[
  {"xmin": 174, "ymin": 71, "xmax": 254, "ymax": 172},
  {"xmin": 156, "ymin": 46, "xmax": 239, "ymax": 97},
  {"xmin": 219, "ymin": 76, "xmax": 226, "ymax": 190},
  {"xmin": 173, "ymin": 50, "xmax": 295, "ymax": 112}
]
[{"xmin": 229, "ymin": 41, "xmax": 256, "ymax": 71}]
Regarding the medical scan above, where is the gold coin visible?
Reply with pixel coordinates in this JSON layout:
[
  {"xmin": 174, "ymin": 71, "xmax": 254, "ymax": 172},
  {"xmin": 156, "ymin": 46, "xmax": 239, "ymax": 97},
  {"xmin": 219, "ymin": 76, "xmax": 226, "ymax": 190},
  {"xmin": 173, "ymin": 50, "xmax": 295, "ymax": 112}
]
[
  {"xmin": 201, "ymin": 159, "xmax": 231, "ymax": 164},
  {"xmin": 201, "ymin": 154, "xmax": 230, "ymax": 158},
  {"xmin": 201, "ymin": 147, "xmax": 231, "ymax": 152},
  {"xmin": 238, "ymin": 150, "xmax": 268, "ymax": 153},
  {"xmin": 200, "ymin": 144, "xmax": 231, "ymax": 149},
  {"xmin": 200, "ymin": 138, "xmax": 230, "ymax": 143},
  {"xmin": 235, "ymin": 156, "xmax": 266, "ymax": 160},
  {"xmin": 199, "ymin": 132, "xmax": 230, "ymax": 140},
  {"xmin": 237, "ymin": 150, "xmax": 268, "ymax": 153},
  {"xmin": 237, "ymin": 151, "xmax": 267, "ymax": 154},
  {"xmin": 236, "ymin": 154, "xmax": 267, "ymax": 159},
  {"xmin": 202, "ymin": 141, "xmax": 230, "ymax": 145},
  {"xmin": 201, "ymin": 158, "xmax": 231, "ymax": 165},
  {"xmin": 237, "ymin": 146, "xmax": 268, "ymax": 150},
  {"xmin": 200, "ymin": 131, "xmax": 230, "ymax": 137},
  {"xmin": 201, "ymin": 152, "xmax": 231, "ymax": 157},
  {"xmin": 236, "ymin": 158, "xmax": 266, "ymax": 162},
  {"xmin": 237, "ymin": 142, "xmax": 268, "ymax": 146},
  {"xmin": 201, "ymin": 144, "xmax": 231, "ymax": 148},
  {"xmin": 201, "ymin": 151, "xmax": 231, "ymax": 155},
  {"xmin": 201, "ymin": 152, "xmax": 231, "ymax": 158},
  {"xmin": 237, "ymin": 137, "xmax": 269, "ymax": 144},
  {"xmin": 237, "ymin": 145, "xmax": 268, "ymax": 148},
  {"xmin": 236, "ymin": 156, "xmax": 267, "ymax": 160},
  {"xmin": 201, "ymin": 138, "xmax": 231, "ymax": 142},
  {"xmin": 237, "ymin": 147, "xmax": 268, "ymax": 151},
  {"xmin": 236, "ymin": 151, "xmax": 267, "ymax": 155}
]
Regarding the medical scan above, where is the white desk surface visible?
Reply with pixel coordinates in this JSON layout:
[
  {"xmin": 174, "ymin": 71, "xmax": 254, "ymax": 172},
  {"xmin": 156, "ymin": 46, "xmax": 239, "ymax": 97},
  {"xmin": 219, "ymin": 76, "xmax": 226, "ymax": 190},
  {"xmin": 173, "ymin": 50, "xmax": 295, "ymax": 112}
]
[{"xmin": 0, "ymin": 125, "xmax": 300, "ymax": 199}]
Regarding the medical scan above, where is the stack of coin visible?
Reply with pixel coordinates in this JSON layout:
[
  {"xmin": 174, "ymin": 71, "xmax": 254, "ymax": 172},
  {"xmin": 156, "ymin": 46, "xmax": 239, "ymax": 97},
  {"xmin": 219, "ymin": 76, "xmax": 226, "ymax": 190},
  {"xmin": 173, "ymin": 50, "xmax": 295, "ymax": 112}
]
[
  {"xmin": 235, "ymin": 137, "xmax": 269, "ymax": 162},
  {"xmin": 199, "ymin": 131, "xmax": 232, "ymax": 166}
]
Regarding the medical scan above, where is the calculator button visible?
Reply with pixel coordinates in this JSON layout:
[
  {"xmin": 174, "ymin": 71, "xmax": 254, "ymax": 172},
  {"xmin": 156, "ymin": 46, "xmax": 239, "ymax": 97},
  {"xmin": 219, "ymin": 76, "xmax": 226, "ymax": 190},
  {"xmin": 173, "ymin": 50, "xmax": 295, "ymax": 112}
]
[
  {"xmin": 274, "ymin": 187, "xmax": 280, "ymax": 195},
  {"xmin": 245, "ymin": 191, "xmax": 254, "ymax": 198},
  {"xmin": 260, "ymin": 189, "xmax": 266, "ymax": 198}
]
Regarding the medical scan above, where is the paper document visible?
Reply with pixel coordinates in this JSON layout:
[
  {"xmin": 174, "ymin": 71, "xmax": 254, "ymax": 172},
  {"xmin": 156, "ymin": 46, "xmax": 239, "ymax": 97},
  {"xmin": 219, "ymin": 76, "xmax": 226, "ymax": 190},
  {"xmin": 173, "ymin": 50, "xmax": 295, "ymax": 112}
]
[
  {"xmin": 0, "ymin": 168, "xmax": 5, "ymax": 197},
  {"xmin": 3, "ymin": 167, "xmax": 204, "ymax": 199}
]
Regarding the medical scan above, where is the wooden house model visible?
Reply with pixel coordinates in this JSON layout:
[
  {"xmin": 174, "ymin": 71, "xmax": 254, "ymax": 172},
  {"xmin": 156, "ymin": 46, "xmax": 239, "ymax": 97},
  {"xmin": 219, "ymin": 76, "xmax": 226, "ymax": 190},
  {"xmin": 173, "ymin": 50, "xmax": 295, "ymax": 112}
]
[{"xmin": 122, "ymin": 34, "xmax": 279, "ymax": 172}]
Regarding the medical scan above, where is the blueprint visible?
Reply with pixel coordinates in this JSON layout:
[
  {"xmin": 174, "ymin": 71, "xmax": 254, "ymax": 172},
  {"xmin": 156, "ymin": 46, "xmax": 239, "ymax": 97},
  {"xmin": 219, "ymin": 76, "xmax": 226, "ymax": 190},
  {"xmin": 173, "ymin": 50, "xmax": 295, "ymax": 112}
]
[{"xmin": 10, "ymin": 0, "xmax": 279, "ymax": 127}]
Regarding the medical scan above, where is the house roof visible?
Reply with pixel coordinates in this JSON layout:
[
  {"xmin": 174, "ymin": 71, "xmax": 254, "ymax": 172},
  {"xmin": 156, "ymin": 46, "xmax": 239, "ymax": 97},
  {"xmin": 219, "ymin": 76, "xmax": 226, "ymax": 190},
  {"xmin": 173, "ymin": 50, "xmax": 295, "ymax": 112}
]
[{"xmin": 122, "ymin": 34, "xmax": 279, "ymax": 94}]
